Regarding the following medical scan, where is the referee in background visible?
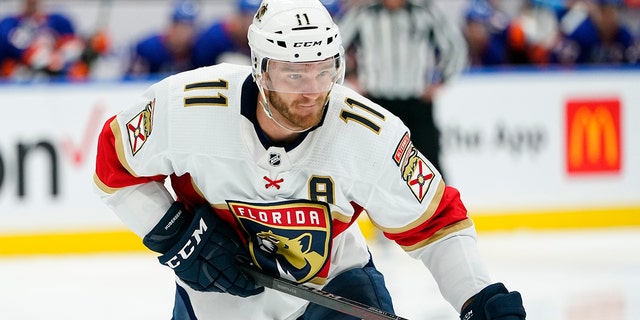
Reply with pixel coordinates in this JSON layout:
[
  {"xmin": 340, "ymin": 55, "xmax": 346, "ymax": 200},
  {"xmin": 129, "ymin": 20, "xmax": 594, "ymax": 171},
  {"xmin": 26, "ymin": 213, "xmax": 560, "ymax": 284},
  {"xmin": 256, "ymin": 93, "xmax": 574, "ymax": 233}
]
[{"xmin": 339, "ymin": 0, "xmax": 468, "ymax": 178}]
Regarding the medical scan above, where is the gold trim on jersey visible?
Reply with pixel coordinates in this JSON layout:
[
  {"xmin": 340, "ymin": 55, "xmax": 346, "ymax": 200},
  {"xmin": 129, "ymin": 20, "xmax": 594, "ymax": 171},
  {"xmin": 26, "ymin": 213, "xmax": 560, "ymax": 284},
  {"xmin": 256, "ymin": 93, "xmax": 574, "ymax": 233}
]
[
  {"xmin": 93, "ymin": 173, "xmax": 119, "ymax": 194},
  {"xmin": 369, "ymin": 180, "xmax": 445, "ymax": 234},
  {"xmin": 400, "ymin": 218, "xmax": 474, "ymax": 252},
  {"xmin": 111, "ymin": 118, "xmax": 139, "ymax": 178},
  {"xmin": 93, "ymin": 118, "xmax": 142, "ymax": 194},
  {"xmin": 308, "ymin": 276, "xmax": 328, "ymax": 285},
  {"xmin": 331, "ymin": 210, "xmax": 353, "ymax": 224},
  {"xmin": 212, "ymin": 203, "xmax": 231, "ymax": 211},
  {"xmin": 189, "ymin": 178, "xmax": 207, "ymax": 200}
]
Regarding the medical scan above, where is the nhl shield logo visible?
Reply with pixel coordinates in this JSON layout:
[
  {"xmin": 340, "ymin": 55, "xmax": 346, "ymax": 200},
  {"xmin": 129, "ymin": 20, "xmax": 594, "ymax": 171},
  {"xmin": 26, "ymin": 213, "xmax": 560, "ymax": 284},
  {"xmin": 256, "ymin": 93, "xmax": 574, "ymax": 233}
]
[
  {"xmin": 269, "ymin": 153, "xmax": 281, "ymax": 166},
  {"xmin": 227, "ymin": 199, "xmax": 332, "ymax": 283}
]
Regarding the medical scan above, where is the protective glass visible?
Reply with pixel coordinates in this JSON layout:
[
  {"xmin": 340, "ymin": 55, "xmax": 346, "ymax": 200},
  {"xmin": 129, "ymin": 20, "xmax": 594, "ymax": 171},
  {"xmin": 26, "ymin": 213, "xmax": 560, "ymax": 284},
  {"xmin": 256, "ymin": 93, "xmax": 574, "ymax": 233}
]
[{"xmin": 261, "ymin": 57, "xmax": 341, "ymax": 94}]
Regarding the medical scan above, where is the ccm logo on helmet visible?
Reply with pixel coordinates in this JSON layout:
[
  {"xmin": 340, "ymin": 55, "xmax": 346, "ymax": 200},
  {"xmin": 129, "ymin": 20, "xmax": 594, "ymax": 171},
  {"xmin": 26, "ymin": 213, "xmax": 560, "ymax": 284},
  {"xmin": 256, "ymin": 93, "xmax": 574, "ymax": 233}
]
[{"xmin": 294, "ymin": 41, "xmax": 322, "ymax": 47}]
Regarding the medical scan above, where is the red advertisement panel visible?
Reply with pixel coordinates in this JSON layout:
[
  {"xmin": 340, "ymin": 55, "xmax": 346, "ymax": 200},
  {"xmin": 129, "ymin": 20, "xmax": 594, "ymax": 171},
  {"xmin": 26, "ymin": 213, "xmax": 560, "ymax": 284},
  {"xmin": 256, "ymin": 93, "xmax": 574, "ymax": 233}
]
[{"xmin": 566, "ymin": 99, "xmax": 622, "ymax": 174}]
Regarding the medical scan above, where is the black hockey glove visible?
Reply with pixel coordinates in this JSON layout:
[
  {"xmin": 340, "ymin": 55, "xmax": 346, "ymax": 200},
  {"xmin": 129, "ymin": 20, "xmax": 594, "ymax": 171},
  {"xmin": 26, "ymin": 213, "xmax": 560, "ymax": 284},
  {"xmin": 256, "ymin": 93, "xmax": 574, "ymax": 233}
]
[
  {"xmin": 460, "ymin": 283, "xmax": 526, "ymax": 320},
  {"xmin": 143, "ymin": 202, "xmax": 264, "ymax": 297}
]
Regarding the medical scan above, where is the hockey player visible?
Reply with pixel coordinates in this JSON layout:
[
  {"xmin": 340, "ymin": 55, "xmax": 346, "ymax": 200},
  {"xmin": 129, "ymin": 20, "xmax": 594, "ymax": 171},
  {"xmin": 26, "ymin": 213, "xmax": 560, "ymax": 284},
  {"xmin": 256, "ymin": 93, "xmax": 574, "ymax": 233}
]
[{"xmin": 93, "ymin": 0, "xmax": 526, "ymax": 319}]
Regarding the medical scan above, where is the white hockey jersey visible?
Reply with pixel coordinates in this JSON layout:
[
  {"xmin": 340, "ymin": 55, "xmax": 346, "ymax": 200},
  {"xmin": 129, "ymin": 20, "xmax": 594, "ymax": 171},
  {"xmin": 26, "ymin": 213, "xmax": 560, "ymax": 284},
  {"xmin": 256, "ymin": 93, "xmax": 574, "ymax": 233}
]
[{"xmin": 94, "ymin": 63, "xmax": 478, "ymax": 319}]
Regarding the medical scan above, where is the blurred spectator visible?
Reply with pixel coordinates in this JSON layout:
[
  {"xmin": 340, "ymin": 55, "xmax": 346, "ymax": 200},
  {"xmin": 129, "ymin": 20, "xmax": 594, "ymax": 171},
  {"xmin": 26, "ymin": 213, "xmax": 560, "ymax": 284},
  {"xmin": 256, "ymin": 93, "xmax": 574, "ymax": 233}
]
[
  {"xmin": 191, "ymin": 0, "xmax": 261, "ymax": 67},
  {"xmin": 125, "ymin": 0, "xmax": 200, "ymax": 77},
  {"xmin": 320, "ymin": 0, "xmax": 345, "ymax": 18},
  {"xmin": 339, "ymin": 0, "xmax": 468, "ymax": 176},
  {"xmin": 464, "ymin": 0, "xmax": 559, "ymax": 66},
  {"xmin": 552, "ymin": 0, "xmax": 640, "ymax": 64},
  {"xmin": 502, "ymin": 0, "xmax": 562, "ymax": 65},
  {"xmin": 0, "ymin": 0, "xmax": 103, "ymax": 81},
  {"xmin": 463, "ymin": 0, "xmax": 514, "ymax": 66}
]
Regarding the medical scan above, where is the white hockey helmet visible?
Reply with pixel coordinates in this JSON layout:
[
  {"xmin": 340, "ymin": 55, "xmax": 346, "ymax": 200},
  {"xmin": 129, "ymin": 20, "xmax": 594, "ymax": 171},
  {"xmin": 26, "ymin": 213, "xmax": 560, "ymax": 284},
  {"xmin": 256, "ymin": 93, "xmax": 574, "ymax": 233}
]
[{"xmin": 247, "ymin": 0, "xmax": 345, "ymax": 91}]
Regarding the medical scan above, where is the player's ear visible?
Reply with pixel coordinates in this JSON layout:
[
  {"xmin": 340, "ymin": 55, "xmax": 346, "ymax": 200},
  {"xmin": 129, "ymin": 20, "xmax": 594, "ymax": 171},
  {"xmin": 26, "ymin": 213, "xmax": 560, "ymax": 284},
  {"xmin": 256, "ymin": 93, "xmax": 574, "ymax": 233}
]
[{"xmin": 261, "ymin": 72, "xmax": 273, "ymax": 87}]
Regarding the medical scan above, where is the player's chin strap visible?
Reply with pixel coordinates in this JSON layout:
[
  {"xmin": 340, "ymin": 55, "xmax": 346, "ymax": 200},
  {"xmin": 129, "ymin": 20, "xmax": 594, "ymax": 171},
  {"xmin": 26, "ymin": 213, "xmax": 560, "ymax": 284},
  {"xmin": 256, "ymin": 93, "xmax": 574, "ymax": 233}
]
[{"xmin": 257, "ymin": 82, "xmax": 332, "ymax": 134}]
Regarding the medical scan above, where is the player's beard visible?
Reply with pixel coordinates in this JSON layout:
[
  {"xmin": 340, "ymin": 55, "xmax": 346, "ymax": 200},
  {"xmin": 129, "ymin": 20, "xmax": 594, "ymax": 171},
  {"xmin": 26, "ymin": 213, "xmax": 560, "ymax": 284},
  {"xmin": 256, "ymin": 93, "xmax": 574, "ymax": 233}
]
[{"xmin": 266, "ymin": 91, "xmax": 328, "ymax": 131}]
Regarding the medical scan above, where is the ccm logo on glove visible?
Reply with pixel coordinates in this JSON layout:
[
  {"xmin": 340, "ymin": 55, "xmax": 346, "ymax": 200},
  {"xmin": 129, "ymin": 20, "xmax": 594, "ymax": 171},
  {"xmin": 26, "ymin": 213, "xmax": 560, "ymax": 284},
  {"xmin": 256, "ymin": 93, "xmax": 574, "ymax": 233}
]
[{"xmin": 164, "ymin": 217, "xmax": 208, "ymax": 269}]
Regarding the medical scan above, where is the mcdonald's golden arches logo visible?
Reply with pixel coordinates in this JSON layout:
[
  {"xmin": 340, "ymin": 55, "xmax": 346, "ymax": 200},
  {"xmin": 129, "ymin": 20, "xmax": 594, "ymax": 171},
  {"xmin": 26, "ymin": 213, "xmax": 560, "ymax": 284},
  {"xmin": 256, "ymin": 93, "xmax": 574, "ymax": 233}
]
[{"xmin": 565, "ymin": 99, "xmax": 621, "ymax": 174}]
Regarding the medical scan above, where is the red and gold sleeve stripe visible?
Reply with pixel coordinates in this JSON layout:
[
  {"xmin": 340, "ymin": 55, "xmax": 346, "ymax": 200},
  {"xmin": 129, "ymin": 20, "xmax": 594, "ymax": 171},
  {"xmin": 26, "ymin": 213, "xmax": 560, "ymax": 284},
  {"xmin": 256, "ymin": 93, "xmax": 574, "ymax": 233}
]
[{"xmin": 94, "ymin": 116, "xmax": 165, "ymax": 193}]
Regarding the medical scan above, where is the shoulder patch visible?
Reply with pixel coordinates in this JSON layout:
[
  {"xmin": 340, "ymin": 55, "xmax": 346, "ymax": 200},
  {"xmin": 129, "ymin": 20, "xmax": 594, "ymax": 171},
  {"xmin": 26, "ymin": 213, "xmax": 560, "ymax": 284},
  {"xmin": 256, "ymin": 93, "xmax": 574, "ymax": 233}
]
[
  {"xmin": 126, "ymin": 99, "xmax": 155, "ymax": 155},
  {"xmin": 401, "ymin": 147, "xmax": 434, "ymax": 203}
]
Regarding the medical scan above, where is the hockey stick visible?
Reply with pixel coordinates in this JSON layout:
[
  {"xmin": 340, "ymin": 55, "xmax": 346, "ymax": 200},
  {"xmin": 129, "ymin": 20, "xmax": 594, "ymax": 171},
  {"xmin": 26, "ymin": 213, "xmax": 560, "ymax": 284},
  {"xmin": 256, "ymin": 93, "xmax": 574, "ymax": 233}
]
[{"xmin": 240, "ymin": 265, "xmax": 409, "ymax": 320}]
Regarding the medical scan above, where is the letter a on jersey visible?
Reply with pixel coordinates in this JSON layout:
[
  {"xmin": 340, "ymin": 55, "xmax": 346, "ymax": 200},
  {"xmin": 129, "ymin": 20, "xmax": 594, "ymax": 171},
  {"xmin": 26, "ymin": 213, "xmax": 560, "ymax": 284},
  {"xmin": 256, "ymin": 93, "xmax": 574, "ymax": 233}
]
[{"xmin": 126, "ymin": 99, "xmax": 155, "ymax": 155}]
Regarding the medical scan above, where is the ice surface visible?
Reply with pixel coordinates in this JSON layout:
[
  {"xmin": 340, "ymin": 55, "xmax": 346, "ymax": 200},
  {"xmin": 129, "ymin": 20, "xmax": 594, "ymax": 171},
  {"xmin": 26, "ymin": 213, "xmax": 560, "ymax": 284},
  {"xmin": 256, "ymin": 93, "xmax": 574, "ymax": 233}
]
[{"xmin": 1, "ymin": 228, "xmax": 638, "ymax": 319}]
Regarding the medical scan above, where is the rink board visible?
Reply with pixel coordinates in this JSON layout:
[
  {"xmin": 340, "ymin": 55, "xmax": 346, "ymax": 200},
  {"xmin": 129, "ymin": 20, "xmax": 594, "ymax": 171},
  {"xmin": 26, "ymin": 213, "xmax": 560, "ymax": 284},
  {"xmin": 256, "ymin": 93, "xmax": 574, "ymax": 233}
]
[{"xmin": 0, "ymin": 69, "xmax": 639, "ymax": 255}]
